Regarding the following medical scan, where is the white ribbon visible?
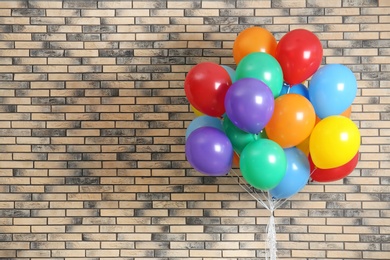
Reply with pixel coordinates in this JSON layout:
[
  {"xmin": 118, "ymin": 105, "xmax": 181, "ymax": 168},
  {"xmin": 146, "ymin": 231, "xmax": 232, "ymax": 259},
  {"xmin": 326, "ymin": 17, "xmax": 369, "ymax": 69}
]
[{"xmin": 265, "ymin": 211, "xmax": 277, "ymax": 260}]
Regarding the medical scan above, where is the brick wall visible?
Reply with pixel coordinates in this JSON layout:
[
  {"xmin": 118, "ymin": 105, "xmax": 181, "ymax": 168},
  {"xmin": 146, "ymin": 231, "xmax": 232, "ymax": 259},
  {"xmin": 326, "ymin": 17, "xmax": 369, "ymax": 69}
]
[{"xmin": 0, "ymin": 0, "xmax": 389, "ymax": 259}]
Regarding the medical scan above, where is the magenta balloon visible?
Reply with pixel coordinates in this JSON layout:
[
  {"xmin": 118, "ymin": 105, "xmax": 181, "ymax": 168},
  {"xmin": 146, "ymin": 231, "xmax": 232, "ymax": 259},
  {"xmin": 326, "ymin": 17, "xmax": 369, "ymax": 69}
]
[
  {"xmin": 185, "ymin": 127, "xmax": 233, "ymax": 176},
  {"xmin": 225, "ymin": 78, "xmax": 275, "ymax": 134}
]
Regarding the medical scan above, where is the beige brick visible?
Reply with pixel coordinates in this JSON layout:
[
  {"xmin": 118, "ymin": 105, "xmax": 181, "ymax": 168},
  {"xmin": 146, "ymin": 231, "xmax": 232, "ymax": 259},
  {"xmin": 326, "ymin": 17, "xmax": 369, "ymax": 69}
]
[
  {"xmin": 0, "ymin": 49, "xmax": 29, "ymax": 56},
  {"xmin": 81, "ymin": 9, "xmax": 115, "ymax": 17},
  {"xmin": 0, "ymin": 17, "xmax": 29, "ymax": 24}
]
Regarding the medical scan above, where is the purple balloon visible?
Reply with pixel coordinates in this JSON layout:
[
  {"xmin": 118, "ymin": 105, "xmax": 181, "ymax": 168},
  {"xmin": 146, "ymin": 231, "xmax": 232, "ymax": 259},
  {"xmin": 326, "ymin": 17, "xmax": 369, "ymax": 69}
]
[
  {"xmin": 185, "ymin": 127, "xmax": 233, "ymax": 176},
  {"xmin": 225, "ymin": 78, "xmax": 275, "ymax": 134}
]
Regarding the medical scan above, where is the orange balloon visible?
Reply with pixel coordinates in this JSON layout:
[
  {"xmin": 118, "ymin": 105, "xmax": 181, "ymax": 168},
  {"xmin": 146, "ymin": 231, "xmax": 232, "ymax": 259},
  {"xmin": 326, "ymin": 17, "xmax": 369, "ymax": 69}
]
[
  {"xmin": 265, "ymin": 94, "xmax": 316, "ymax": 148},
  {"xmin": 296, "ymin": 136, "xmax": 310, "ymax": 156},
  {"xmin": 341, "ymin": 106, "xmax": 352, "ymax": 118},
  {"xmin": 315, "ymin": 105, "xmax": 352, "ymax": 123},
  {"xmin": 233, "ymin": 27, "xmax": 277, "ymax": 65},
  {"xmin": 232, "ymin": 151, "xmax": 240, "ymax": 168}
]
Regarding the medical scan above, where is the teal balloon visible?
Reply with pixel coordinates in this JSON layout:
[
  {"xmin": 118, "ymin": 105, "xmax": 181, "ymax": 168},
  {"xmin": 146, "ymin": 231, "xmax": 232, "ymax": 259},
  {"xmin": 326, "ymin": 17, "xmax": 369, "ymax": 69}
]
[
  {"xmin": 222, "ymin": 116, "xmax": 258, "ymax": 155},
  {"xmin": 240, "ymin": 139, "xmax": 287, "ymax": 190},
  {"xmin": 221, "ymin": 65, "xmax": 236, "ymax": 82},
  {"xmin": 235, "ymin": 52, "xmax": 284, "ymax": 98},
  {"xmin": 270, "ymin": 147, "xmax": 310, "ymax": 199},
  {"xmin": 186, "ymin": 116, "xmax": 223, "ymax": 140}
]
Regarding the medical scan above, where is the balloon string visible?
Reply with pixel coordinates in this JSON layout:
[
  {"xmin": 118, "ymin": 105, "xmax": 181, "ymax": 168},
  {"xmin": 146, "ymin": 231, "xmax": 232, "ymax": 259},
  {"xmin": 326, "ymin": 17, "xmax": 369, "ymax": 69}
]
[
  {"xmin": 273, "ymin": 167, "xmax": 318, "ymax": 209},
  {"xmin": 230, "ymin": 169, "xmax": 270, "ymax": 210}
]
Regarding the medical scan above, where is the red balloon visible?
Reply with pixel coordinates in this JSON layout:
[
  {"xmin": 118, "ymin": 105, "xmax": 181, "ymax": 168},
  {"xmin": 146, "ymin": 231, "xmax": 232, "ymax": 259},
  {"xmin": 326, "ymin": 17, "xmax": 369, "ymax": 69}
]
[
  {"xmin": 309, "ymin": 152, "xmax": 359, "ymax": 182},
  {"xmin": 276, "ymin": 29, "xmax": 323, "ymax": 85},
  {"xmin": 185, "ymin": 62, "xmax": 232, "ymax": 117}
]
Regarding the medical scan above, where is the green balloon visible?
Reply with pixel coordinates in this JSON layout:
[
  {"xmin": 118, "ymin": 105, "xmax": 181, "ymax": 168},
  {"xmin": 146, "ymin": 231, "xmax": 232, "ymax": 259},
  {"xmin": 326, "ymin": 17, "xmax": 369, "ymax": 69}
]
[
  {"xmin": 240, "ymin": 139, "xmax": 287, "ymax": 190},
  {"xmin": 223, "ymin": 116, "xmax": 257, "ymax": 155},
  {"xmin": 235, "ymin": 52, "xmax": 283, "ymax": 98}
]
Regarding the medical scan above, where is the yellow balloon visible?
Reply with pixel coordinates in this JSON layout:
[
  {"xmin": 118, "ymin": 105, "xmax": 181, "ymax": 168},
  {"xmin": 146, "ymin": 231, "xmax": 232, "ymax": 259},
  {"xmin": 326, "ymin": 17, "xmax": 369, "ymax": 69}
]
[
  {"xmin": 190, "ymin": 105, "xmax": 204, "ymax": 117},
  {"xmin": 309, "ymin": 116, "xmax": 360, "ymax": 169}
]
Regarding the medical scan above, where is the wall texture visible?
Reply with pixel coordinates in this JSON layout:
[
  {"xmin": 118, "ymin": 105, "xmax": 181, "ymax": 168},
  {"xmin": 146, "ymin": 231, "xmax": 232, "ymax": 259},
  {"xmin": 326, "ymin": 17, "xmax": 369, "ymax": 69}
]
[{"xmin": 0, "ymin": 0, "xmax": 389, "ymax": 259}]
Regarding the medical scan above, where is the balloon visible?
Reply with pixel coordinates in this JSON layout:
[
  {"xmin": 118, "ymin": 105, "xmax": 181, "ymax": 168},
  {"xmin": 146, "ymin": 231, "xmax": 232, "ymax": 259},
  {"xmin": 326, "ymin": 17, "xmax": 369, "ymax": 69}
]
[
  {"xmin": 232, "ymin": 151, "xmax": 240, "ymax": 168},
  {"xmin": 233, "ymin": 27, "xmax": 277, "ymax": 65},
  {"xmin": 308, "ymin": 64, "xmax": 357, "ymax": 119},
  {"xmin": 235, "ymin": 52, "xmax": 284, "ymax": 97},
  {"xmin": 186, "ymin": 115, "xmax": 223, "ymax": 140},
  {"xmin": 240, "ymin": 139, "xmax": 287, "ymax": 190},
  {"xmin": 275, "ymin": 29, "xmax": 323, "ymax": 85},
  {"xmin": 309, "ymin": 116, "xmax": 360, "ymax": 169},
  {"xmin": 185, "ymin": 127, "xmax": 233, "ymax": 176},
  {"xmin": 279, "ymin": 83, "xmax": 309, "ymax": 100},
  {"xmin": 315, "ymin": 105, "xmax": 352, "ymax": 124},
  {"xmin": 296, "ymin": 136, "xmax": 310, "ymax": 156},
  {"xmin": 221, "ymin": 65, "xmax": 236, "ymax": 82},
  {"xmin": 270, "ymin": 148, "xmax": 310, "ymax": 199},
  {"xmin": 290, "ymin": 83, "xmax": 310, "ymax": 100},
  {"xmin": 223, "ymin": 115, "xmax": 258, "ymax": 155},
  {"xmin": 341, "ymin": 106, "xmax": 352, "ymax": 118},
  {"xmin": 185, "ymin": 62, "xmax": 232, "ymax": 117},
  {"xmin": 265, "ymin": 94, "xmax": 316, "ymax": 148},
  {"xmin": 190, "ymin": 105, "xmax": 204, "ymax": 117},
  {"xmin": 309, "ymin": 152, "xmax": 359, "ymax": 182},
  {"xmin": 278, "ymin": 83, "xmax": 290, "ymax": 96},
  {"xmin": 225, "ymin": 78, "xmax": 275, "ymax": 134}
]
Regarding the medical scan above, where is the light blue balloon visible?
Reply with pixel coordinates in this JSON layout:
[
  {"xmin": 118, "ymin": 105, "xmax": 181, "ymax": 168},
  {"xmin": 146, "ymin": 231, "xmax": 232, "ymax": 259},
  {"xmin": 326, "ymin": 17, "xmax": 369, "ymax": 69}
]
[
  {"xmin": 186, "ymin": 116, "xmax": 223, "ymax": 140},
  {"xmin": 308, "ymin": 64, "xmax": 357, "ymax": 119},
  {"xmin": 221, "ymin": 65, "xmax": 236, "ymax": 82},
  {"xmin": 270, "ymin": 147, "xmax": 310, "ymax": 199},
  {"xmin": 278, "ymin": 83, "xmax": 309, "ymax": 100}
]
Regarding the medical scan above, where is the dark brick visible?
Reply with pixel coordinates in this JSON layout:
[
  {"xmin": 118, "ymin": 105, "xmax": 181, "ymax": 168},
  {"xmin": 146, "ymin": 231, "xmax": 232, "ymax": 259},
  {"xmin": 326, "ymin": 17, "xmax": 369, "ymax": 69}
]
[
  {"xmin": 0, "ymin": 210, "xmax": 30, "ymax": 217},
  {"xmin": 363, "ymin": 40, "xmax": 390, "ymax": 48},
  {"xmin": 137, "ymin": 193, "xmax": 171, "ymax": 201},
  {"xmin": 0, "ymin": 105, "xmax": 16, "ymax": 112},
  {"xmin": 99, "ymin": 49, "xmax": 134, "ymax": 57},
  {"xmin": 239, "ymin": 17, "xmax": 274, "ymax": 25},
  {"xmin": 151, "ymin": 234, "xmax": 185, "ymax": 241},
  {"xmin": 63, "ymin": 0, "xmax": 98, "ymax": 8},
  {"xmin": 309, "ymin": 209, "xmax": 344, "ymax": 217},
  {"xmin": 0, "ymin": 25, "xmax": 12, "ymax": 32},
  {"xmin": 204, "ymin": 225, "xmax": 238, "ymax": 234},
  {"xmin": 66, "ymin": 177, "xmax": 100, "ymax": 185},
  {"xmin": 151, "ymin": 57, "xmax": 186, "ymax": 65},
  {"xmin": 0, "ymin": 234, "xmax": 12, "ymax": 241},
  {"xmin": 32, "ymin": 97, "xmax": 65, "ymax": 105},
  {"xmin": 67, "ymin": 33, "xmax": 100, "ymax": 41},
  {"xmin": 343, "ymin": 0, "xmax": 378, "ymax": 6},
  {"xmin": 101, "ymin": 129, "xmax": 135, "ymax": 137},
  {"xmin": 187, "ymin": 217, "xmax": 220, "ymax": 225},
  {"xmin": 83, "ymin": 25, "xmax": 116, "ymax": 33},
  {"xmin": 311, "ymin": 193, "xmax": 345, "ymax": 201},
  {"xmin": 30, "ymin": 50, "xmax": 64, "ymax": 57},
  {"xmin": 11, "ymin": 8, "xmax": 45, "ymax": 16}
]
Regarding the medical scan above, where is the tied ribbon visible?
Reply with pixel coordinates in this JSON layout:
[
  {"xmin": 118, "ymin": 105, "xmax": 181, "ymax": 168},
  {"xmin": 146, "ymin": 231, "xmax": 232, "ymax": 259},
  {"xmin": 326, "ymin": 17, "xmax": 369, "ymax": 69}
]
[{"xmin": 266, "ymin": 210, "xmax": 277, "ymax": 260}]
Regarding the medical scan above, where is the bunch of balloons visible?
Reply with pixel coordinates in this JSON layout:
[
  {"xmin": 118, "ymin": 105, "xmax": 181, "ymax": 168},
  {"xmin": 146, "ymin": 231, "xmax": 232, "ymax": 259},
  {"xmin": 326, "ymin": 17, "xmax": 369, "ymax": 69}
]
[{"xmin": 184, "ymin": 27, "xmax": 360, "ymax": 199}]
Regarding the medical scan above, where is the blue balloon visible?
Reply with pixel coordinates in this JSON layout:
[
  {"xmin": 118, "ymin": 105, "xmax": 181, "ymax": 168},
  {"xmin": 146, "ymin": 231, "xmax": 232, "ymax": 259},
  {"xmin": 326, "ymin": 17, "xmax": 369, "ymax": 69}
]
[
  {"xmin": 221, "ymin": 65, "xmax": 236, "ymax": 82},
  {"xmin": 186, "ymin": 116, "xmax": 223, "ymax": 140},
  {"xmin": 308, "ymin": 64, "xmax": 357, "ymax": 119},
  {"xmin": 279, "ymin": 83, "xmax": 309, "ymax": 100},
  {"xmin": 270, "ymin": 147, "xmax": 310, "ymax": 199},
  {"xmin": 290, "ymin": 83, "xmax": 309, "ymax": 100},
  {"xmin": 278, "ymin": 82, "xmax": 290, "ymax": 96}
]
